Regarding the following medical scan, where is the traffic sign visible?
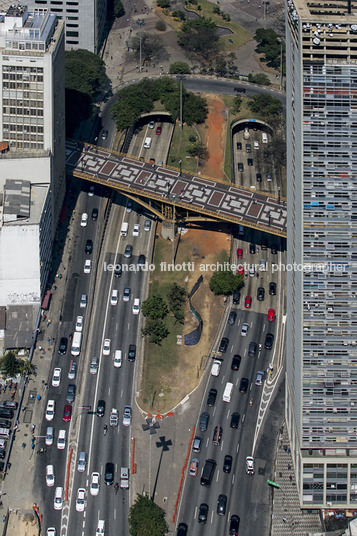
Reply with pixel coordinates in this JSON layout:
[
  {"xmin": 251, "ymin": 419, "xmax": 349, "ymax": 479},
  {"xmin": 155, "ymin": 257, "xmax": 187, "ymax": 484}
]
[{"xmin": 267, "ymin": 480, "xmax": 280, "ymax": 489}]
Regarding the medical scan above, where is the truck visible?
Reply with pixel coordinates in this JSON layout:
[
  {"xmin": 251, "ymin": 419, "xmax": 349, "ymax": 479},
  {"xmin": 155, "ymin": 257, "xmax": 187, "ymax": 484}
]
[
  {"xmin": 120, "ymin": 222, "xmax": 129, "ymax": 236},
  {"xmin": 110, "ymin": 408, "xmax": 118, "ymax": 427},
  {"xmin": 120, "ymin": 467, "xmax": 129, "ymax": 489},
  {"xmin": 71, "ymin": 332, "xmax": 82, "ymax": 357}
]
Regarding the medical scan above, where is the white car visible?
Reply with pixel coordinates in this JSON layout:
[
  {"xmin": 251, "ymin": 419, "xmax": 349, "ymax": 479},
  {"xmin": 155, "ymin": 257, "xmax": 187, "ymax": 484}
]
[
  {"xmin": 57, "ymin": 429, "xmax": 66, "ymax": 450},
  {"xmin": 132, "ymin": 224, "xmax": 140, "ymax": 237},
  {"xmin": 241, "ymin": 323, "xmax": 249, "ymax": 337},
  {"xmin": 132, "ymin": 298, "xmax": 140, "ymax": 315},
  {"xmin": 246, "ymin": 456, "xmax": 255, "ymax": 475},
  {"xmin": 52, "ymin": 368, "xmax": 61, "ymax": 387},
  {"xmin": 75, "ymin": 315, "xmax": 84, "ymax": 332},
  {"xmin": 46, "ymin": 464, "xmax": 55, "ymax": 487},
  {"xmin": 114, "ymin": 350, "xmax": 122, "ymax": 368},
  {"xmin": 45, "ymin": 426, "xmax": 54, "ymax": 446},
  {"xmin": 122, "ymin": 405, "xmax": 132, "ymax": 427},
  {"xmin": 80, "ymin": 213, "xmax": 88, "ymax": 227},
  {"xmin": 53, "ymin": 487, "xmax": 63, "ymax": 510},
  {"xmin": 45, "ymin": 400, "xmax": 55, "ymax": 421},
  {"xmin": 211, "ymin": 360, "xmax": 221, "ymax": 377},
  {"xmin": 88, "ymin": 185, "xmax": 95, "ymax": 196},
  {"xmin": 47, "ymin": 529, "xmax": 56, "ymax": 536},
  {"xmin": 90, "ymin": 472, "xmax": 100, "ymax": 496},
  {"xmin": 76, "ymin": 488, "xmax": 87, "ymax": 512},
  {"xmin": 110, "ymin": 290, "xmax": 118, "ymax": 306},
  {"xmin": 255, "ymin": 370, "xmax": 264, "ymax": 386},
  {"xmin": 84, "ymin": 259, "xmax": 92, "ymax": 274},
  {"xmin": 96, "ymin": 520, "xmax": 105, "ymax": 535},
  {"xmin": 103, "ymin": 339, "xmax": 111, "ymax": 356}
]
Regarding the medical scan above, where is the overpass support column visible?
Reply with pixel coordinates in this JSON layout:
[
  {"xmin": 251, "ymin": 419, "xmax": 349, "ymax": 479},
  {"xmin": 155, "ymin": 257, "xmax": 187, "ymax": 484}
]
[{"xmin": 161, "ymin": 220, "xmax": 176, "ymax": 241}]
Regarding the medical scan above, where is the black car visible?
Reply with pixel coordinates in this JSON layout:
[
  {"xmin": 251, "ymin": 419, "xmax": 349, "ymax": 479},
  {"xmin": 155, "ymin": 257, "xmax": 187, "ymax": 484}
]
[
  {"xmin": 223, "ymin": 455, "xmax": 232, "ymax": 473},
  {"xmin": 0, "ymin": 450, "xmax": 5, "ymax": 460},
  {"xmin": 199, "ymin": 412, "xmax": 210, "ymax": 432},
  {"xmin": 85, "ymin": 239, "xmax": 93, "ymax": 255},
  {"xmin": 231, "ymin": 355, "xmax": 241, "ymax": 371},
  {"xmin": 128, "ymin": 344, "xmax": 136, "ymax": 362},
  {"xmin": 177, "ymin": 523, "xmax": 188, "ymax": 536},
  {"xmin": 207, "ymin": 388, "xmax": 217, "ymax": 407},
  {"xmin": 232, "ymin": 290, "xmax": 240, "ymax": 305},
  {"xmin": 257, "ymin": 287, "xmax": 265, "ymax": 301},
  {"xmin": 0, "ymin": 401, "xmax": 17, "ymax": 410},
  {"xmin": 247, "ymin": 158, "xmax": 253, "ymax": 166},
  {"xmin": 0, "ymin": 419, "xmax": 11, "ymax": 429},
  {"xmin": 249, "ymin": 243, "xmax": 256, "ymax": 254},
  {"xmin": 238, "ymin": 162, "xmax": 244, "ymax": 172},
  {"xmin": 228, "ymin": 311, "xmax": 237, "ymax": 325},
  {"xmin": 219, "ymin": 337, "xmax": 229, "ymax": 353},
  {"xmin": 271, "ymin": 244, "xmax": 278, "ymax": 254},
  {"xmin": 96, "ymin": 399, "xmax": 106, "ymax": 417},
  {"xmin": 256, "ymin": 172, "xmax": 262, "ymax": 182},
  {"xmin": 114, "ymin": 263, "xmax": 122, "ymax": 277},
  {"xmin": 0, "ymin": 409, "xmax": 13, "ymax": 420},
  {"xmin": 229, "ymin": 514, "xmax": 240, "ymax": 535},
  {"xmin": 138, "ymin": 254, "xmax": 146, "ymax": 266},
  {"xmin": 104, "ymin": 462, "xmax": 114, "ymax": 485},
  {"xmin": 58, "ymin": 337, "xmax": 68, "ymax": 355},
  {"xmin": 236, "ymin": 142, "xmax": 242, "ymax": 150},
  {"xmin": 66, "ymin": 384, "xmax": 76, "ymax": 404},
  {"xmin": 91, "ymin": 208, "xmax": 98, "ymax": 221},
  {"xmin": 261, "ymin": 239, "xmax": 267, "ymax": 250},
  {"xmin": 198, "ymin": 503, "xmax": 209, "ymax": 524},
  {"xmin": 217, "ymin": 494, "xmax": 227, "ymax": 516},
  {"xmin": 264, "ymin": 333, "xmax": 275, "ymax": 350},
  {"xmin": 245, "ymin": 143, "xmax": 251, "ymax": 153},
  {"xmin": 269, "ymin": 281, "xmax": 277, "ymax": 295},
  {"xmin": 230, "ymin": 412, "xmax": 240, "ymax": 429},
  {"xmin": 239, "ymin": 378, "xmax": 249, "ymax": 393},
  {"xmin": 248, "ymin": 342, "xmax": 257, "ymax": 357}
]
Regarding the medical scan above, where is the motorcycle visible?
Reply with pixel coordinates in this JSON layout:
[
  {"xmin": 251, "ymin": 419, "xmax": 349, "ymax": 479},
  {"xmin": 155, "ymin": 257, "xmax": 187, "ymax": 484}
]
[
  {"xmin": 104, "ymin": 424, "xmax": 108, "ymax": 436},
  {"xmin": 249, "ymin": 398, "xmax": 253, "ymax": 407}
]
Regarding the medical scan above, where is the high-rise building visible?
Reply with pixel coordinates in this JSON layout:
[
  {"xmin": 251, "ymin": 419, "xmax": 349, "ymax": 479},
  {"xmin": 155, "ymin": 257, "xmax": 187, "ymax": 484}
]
[{"xmin": 286, "ymin": 0, "xmax": 357, "ymax": 509}]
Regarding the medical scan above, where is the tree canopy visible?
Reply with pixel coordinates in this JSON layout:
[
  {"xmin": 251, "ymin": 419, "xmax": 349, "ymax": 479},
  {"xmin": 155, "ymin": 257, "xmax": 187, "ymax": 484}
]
[
  {"xmin": 142, "ymin": 295, "xmax": 169, "ymax": 320},
  {"xmin": 254, "ymin": 28, "xmax": 284, "ymax": 70},
  {"xmin": 247, "ymin": 94, "xmax": 283, "ymax": 118},
  {"xmin": 169, "ymin": 62, "xmax": 191, "ymax": 74},
  {"xmin": 129, "ymin": 494, "xmax": 168, "ymax": 536},
  {"xmin": 177, "ymin": 17, "xmax": 219, "ymax": 60},
  {"xmin": 209, "ymin": 269, "xmax": 243, "ymax": 295},
  {"xmin": 65, "ymin": 49, "xmax": 109, "ymax": 98}
]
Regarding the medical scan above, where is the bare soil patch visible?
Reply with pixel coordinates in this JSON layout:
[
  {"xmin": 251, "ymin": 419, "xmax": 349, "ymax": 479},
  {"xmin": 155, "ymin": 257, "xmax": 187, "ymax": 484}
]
[{"xmin": 199, "ymin": 95, "xmax": 227, "ymax": 180}]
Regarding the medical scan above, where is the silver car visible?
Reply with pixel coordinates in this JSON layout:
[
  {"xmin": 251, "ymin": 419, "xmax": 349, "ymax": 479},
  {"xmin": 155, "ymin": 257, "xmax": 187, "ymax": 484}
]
[
  {"xmin": 241, "ymin": 323, "xmax": 249, "ymax": 336},
  {"xmin": 124, "ymin": 244, "xmax": 133, "ymax": 258},
  {"xmin": 123, "ymin": 287, "xmax": 131, "ymax": 302},
  {"xmin": 122, "ymin": 405, "xmax": 132, "ymax": 426}
]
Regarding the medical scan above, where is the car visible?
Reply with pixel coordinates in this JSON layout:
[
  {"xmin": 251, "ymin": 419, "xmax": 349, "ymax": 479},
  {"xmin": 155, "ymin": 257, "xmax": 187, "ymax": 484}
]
[
  {"xmin": 219, "ymin": 337, "xmax": 229, "ymax": 353},
  {"xmin": 124, "ymin": 244, "xmax": 133, "ymax": 258},
  {"xmin": 231, "ymin": 354, "xmax": 241, "ymax": 370},
  {"xmin": 123, "ymin": 287, "xmax": 131, "ymax": 302},
  {"xmin": 53, "ymin": 487, "xmax": 63, "ymax": 510},
  {"xmin": 269, "ymin": 281, "xmax": 277, "ymax": 295},
  {"xmin": 247, "ymin": 158, "xmax": 253, "ymax": 166},
  {"xmin": 90, "ymin": 357, "xmax": 99, "ymax": 374},
  {"xmin": 114, "ymin": 263, "xmax": 122, "ymax": 277},
  {"xmin": 68, "ymin": 361, "xmax": 76, "ymax": 380},
  {"xmin": 241, "ymin": 322, "xmax": 249, "ymax": 336},
  {"xmin": 148, "ymin": 120, "xmax": 155, "ymax": 129},
  {"xmin": 63, "ymin": 404, "xmax": 72, "ymax": 422},
  {"xmin": 223, "ymin": 454, "xmax": 232, "ymax": 473},
  {"xmin": 80, "ymin": 294, "xmax": 87, "ymax": 308},
  {"xmin": 58, "ymin": 337, "xmax": 68, "ymax": 355},
  {"xmin": 84, "ymin": 259, "xmax": 92, "ymax": 274},
  {"xmin": 199, "ymin": 412, "xmax": 209, "ymax": 432},
  {"xmin": 0, "ymin": 401, "xmax": 17, "ymax": 410},
  {"xmin": 239, "ymin": 378, "xmax": 249, "ymax": 393},
  {"xmin": 249, "ymin": 243, "xmax": 256, "ymax": 254},
  {"xmin": 246, "ymin": 456, "xmax": 255, "ymax": 475},
  {"xmin": 249, "ymin": 265, "xmax": 255, "ymax": 277},
  {"xmin": 236, "ymin": 142, "xmax": 242, "ymax": 150},
  {"xmin": 96, "ymin": 520, "xmax": 106, "ymax": 535},
  {"xmin": 189, "ymin": 458, "xmax": 199, "ymax": 476},
  {"xmin": 156, "ymin": 126, "xmax": 162, "ymax": 135},
  {"xmin": 271, "ymin": 244, "xmax": 278, "ymax": 254},
  {"xmin": 207, "ymin": 388, "xmax": 217, "ymax": 407},
  {"xmin": 77, "ymin": 451, "xmax": 87, "ymax": 473},
  {"xmin": 229, "ymin": 514, "xmax": 240, "ymax": 535},
  {"xmin": 266, "ymin": 173, "xmax": 272, "ymax": 181},
  {"xmin": 45, "ymin": 426, "xmax": 54, "ymax": 446},
  {"xmin": 103, "ymin": 339, "xmax": 111, "ymax": 356},
  {"xmin": 249, "ymin": 342, "xmax": 257, "ymax": 357},
  {"xmin": 92, "ymin": 208, "xmax": 98, "ymax": 221},
  {"xmin": 0, "ymin": 408, "xmax": 13, "ymax": 420},
  {"xmin": 96, "ymin": 400, "xmax": 106, "ymax": 417},
  {"xmin": 132, "ymin": 298, "xmax": 140, "ymax": 315},
  {"xmin": 238, "ymin": 264, "xmax": 244, "ymax": 275},
  {"xmin": 122, "ymin": 405, "xmax": 132, "ymax": 426},
  {"xmin": 144, "ymin": 219, "xmax": 152, "ymax": 231},
  {"xmin": 76, "ymin": 488, "xmax": 87, "ymax": 512},
  {"xmin": 150, "ymin": 157, "xmax": 155, "ymax": 163},
  {"xmin": 138, "ymin": 254, "xmax": 146, "ymax": 266},
  {"xmin": 238, "ymin": 162, "xmax": 244, "ymax": 172},
  {"xmin": 230, "ymin": 412, "xmax": 240, "ymax": 429},
  {"xmin": 47, "ymin": 528, "xmax": 56, "ymax": 536},
  {"xmin": 212, "ymin": 425, "xmax": 223, "ymax": 445},
  {"xmin": 128, "ymin": 344, "xmax": 136, "ymax": 362},
  {"xmin": 101, "ymin": 130, "xmax": 108, "ymax": 139},
  {"xmin": 233, "ymin": 289, "xmax": 241, "ymax": 304},
  {"xmin": 45, "ymin": 400, "xmax": 55, "ymax": 421},
  {"xmin": 245, "ymin": 296, "xmax": 252, "ymax": 308},
  {"xmin": 256, "ymin": 172, "xmax": 262, "ymax": 182},
  {"xmin": 255, "ymin": 370, "xmax": 264, "ymax": 385},
  {"xmin": 268, "ymin": 308, "xmax": 275, "ymax": 321},
  {"xmin": 52, "ymin": 368, "xmax": 61, "ymax": 387},
  {"xmin": 114, "ymin": 351, "xmax": 122, "ymax": 368},
  {"xmin": 0, "ymin": 419, "xmax": 10, "ymax": 429},
  {"xmin": 211, "ymin": 360, "xmax": 221, "ymax": 376},
  {"xmin": 198, "ymin": 503, "xmax": 209, "ymax": 524},
  {"xmin": 237, "ymin": 247, "xmax": 243, "ymax": 259},
  {"xmin": 192, "ymin": 436, "xmax": 202, "ymax": 453},
  {"xmin": 57, "ymin": 429, "xmax": 66, "ymax": 449},
  {"xmin": 110, "ymin": 407, "xmax": 119, "ymax": 427},
  {"xmin": 80, "ymin": 213, "xmax": 88, "ymax": 227},
  {"xmin": 257, "ymin": 287, "xmax": 265, "ymax": 301},
  {"xmin": 90, "ymin": 472, "xmax": 100, "ymax": 496},
  {"xmin": 264, "ymin": 332, "xmax": 274, "ymax": 349},
  {"xmin": 66, "ymin": 384, "xmax": 76, "ymax": 404},
  {"xmin": 217, "ymin": 494, "xmax": 227, "ymax": 516},
  {"xmin": 85, "ymin": 239, "xmax": 93, "ymax": 254},
  {"xmin": 104, "ymin": 462, "xmax": 114, "ymax": 485},
  {"xmin": 246, "ymin": 143, "xmax": 251, "ymax": 153},
  {"xmin": 88, "ymin": 185, "xmax": 95, "ymax": 196},
  {"xmin": 126, "ymin": 200, "xmax": 132, "ymax": 213},
  {"xmin": 132, "ymin": 224, "xmax": 140, "ymax": 237},
  {"xmin": 228, "ymin": 311, "xmax": 237, "ymax": 325},
  {"xmin": 75, "ymin": 315, "xmax": 83, "ymax": 332},
  {"xmin": 261, "ymin": 239, "xmax": 268, "ymax": 250},
  {"xmin": 110, "ymin": 290, "xmax": 118, "ymax": 306},
  {"xmin": 46, "ymin": 464, "xmax": 55, "ymax": 486}
]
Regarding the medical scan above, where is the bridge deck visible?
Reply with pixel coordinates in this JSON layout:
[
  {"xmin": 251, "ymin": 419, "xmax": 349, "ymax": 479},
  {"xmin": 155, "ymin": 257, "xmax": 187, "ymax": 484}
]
[{"xmin": 65, "ymin": 140, "xmax": 287, "ymax": 238}]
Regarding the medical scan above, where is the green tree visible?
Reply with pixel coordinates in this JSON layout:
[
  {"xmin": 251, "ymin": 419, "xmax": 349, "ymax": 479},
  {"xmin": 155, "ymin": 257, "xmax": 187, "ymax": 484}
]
[
  {"xmin": 213, "ymin": 5, "xmax": 220, "ymax": 13},
  {"xmin": 169, "ymin": 62, "xmax": 191, "ymax": 74},
  {"xmin": 248, "ymin": 72, "xmax": 271, "ymax": 86},
  {"xmin": 112, "ymin": 79, "xmax": 157, "ymax": 130},
  {"xmin": 168, "ymin": 283, "xmax": 187, "ymax": 324},
  {"xmin": 183, "ymin": 93, "xmax": 208, "ymax": 125},
  {"xmin": 232, "ymin": 95, "xmax": 243, "ymax": 114},
  {"xmin": 129, "ymin": 494, "xmax": 168, "ymax": 536},
  {"xmin": 209, "ymin": 269, "xmax": 243, "ymax": 295},
  {"xmin": 142, "ymin": 295, "xmax": 169, "ymax": 320},
  {"xmin": 142, "ymin": 319, "xmax": 170, "ymax": 344},
  {"xmin": 0, "ymin": 351, "xmax": 20, "ymax": 378},
  {"xmin": 187, "ymin": 142, "xmax": 209, "ymax": 159},
  {"xmin": 113, "ymin": 0, "xmax": 125, "ymax": 17},
  {"xmin": 177, "ymin": 17, "xmax": 219, "ymax": 61},
  {"xmin": 254, "ymin": 28, "xmax": 283, "ymax": 69},
  {"xmin": 65, "ymin": 50, "xmax": 109, "ymax": 98},
  {"xmin": 247, "ymin": 94, "xmax": 283, "ymax": 118},
  {"xmin": 18, "ymin": 359, "xmax": 34, "ymax": 377},
  {"xmin": 157, "ymin": 0, "xmax": 170, "ymax": 7},
  {"xmin": 172, "ymin": 10, "xmax": 186, "ymax": 20},
  {"xmin": 155, "ymin": 20, "xmax": 167, "ymax": 31}
]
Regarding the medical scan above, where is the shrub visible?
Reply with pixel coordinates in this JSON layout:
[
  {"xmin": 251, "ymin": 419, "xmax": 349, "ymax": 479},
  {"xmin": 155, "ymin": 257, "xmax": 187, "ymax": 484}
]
[{"xmin": 155, "ymin": 20, "xmax": 167, "ymax": 31}]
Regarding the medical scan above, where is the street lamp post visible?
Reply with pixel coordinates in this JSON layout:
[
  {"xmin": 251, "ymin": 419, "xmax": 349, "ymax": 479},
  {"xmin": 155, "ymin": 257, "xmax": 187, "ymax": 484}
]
[
  {"xmin": 278, "ymin": 186, "xmax": 281, "ymax": 204},
  {"xmin": 277, "ymin": 37, "xmax": 284, "ymax": 91},
  {"xmin": 136, "ymin": 19, "xmax": 144, "ymax": 72},
  {"xmin": 179, "ymin": 159, "xmax": 182, "ymax": 176},
  {"xmin": 176, "ymin": 75, "xmax": 186, "ymax": 131}
]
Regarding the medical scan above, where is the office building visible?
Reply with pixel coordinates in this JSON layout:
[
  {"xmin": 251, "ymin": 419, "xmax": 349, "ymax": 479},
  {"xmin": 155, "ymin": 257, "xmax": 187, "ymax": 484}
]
[{"xmin": 285, "ymin": 0, "xmax": 357, "ymax": 509}]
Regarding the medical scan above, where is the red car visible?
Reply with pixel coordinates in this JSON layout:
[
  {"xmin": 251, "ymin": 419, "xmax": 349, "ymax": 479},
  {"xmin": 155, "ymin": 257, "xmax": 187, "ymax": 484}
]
[
  {"xmin": 244, "ymin": 296, "xmax": 252, "ymax": 309},
  {"xmin": 237, "ymin": 248, "xmax": 243, "ymax": 259},
  {"xmin": 268, "ymin": 308, "xmax": 275, "ymax": 321},
  {"xmin": 63, "ymin": 404, "xmax": 72, "ymax": 422},
  {"xmin": 156, "ymin": 126, "xmax": 162, "ymax": 135},
  {"xmin": 238, "ymin": 265, "xmax": 244, "ymax": 275}
]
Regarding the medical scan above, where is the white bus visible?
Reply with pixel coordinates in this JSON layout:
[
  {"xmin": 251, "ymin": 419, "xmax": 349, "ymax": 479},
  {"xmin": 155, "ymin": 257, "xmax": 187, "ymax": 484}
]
[{"xmin": 71, "ymin": 332, "xmax": 82, "ymax": 357}]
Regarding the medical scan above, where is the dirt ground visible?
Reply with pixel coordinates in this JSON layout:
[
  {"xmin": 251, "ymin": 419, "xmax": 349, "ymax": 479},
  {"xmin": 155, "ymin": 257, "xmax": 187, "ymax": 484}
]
[
  {"xmin": 139, "ymin": 225, "xmax": 232, "ymax": 414},
  {"xmin": 199, "ymin": 95, "xmax": 227, "ymax": 180}
]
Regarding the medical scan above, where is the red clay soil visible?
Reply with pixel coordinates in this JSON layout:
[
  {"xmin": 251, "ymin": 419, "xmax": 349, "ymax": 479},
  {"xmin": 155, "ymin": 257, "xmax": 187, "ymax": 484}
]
[{"xmin": 200, "ymin": 95, "xmax": 227, "ymax": 180}]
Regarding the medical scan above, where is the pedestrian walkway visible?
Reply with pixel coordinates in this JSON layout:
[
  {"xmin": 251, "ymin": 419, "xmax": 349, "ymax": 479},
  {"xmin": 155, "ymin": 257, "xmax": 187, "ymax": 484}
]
[{"xmin": 271, "ymin": 424, "xmax": 322, "ymax": 536}]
